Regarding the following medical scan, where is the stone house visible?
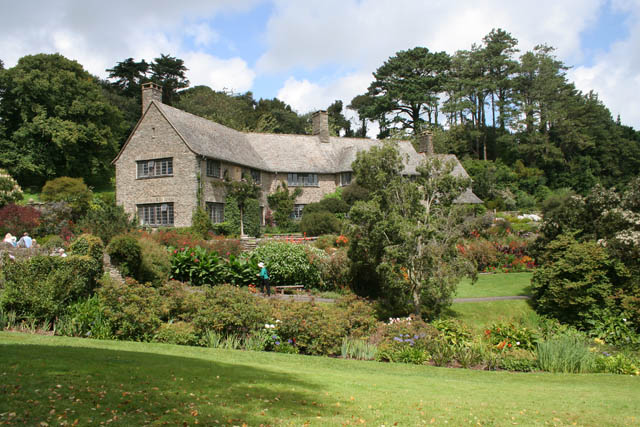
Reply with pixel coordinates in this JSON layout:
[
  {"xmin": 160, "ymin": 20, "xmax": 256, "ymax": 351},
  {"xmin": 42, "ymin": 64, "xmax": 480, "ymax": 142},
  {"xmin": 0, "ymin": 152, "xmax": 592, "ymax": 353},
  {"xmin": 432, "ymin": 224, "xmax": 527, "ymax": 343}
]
[{"xmin": 113, "ymin": 83, "xmax": 481, "ymax": 228}]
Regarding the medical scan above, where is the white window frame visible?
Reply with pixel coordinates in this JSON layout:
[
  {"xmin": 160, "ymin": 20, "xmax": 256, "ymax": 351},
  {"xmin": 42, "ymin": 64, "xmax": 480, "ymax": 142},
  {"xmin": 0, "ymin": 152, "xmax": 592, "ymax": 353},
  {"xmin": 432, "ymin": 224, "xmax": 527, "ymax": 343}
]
[
  {"xmin": 206, "ymin": 202, "xmax": 225, "ymax": 223},
  {"xmin": 287, "ymin": 173, "xmax": 318, "ymax": 187},
  {"xmin": 291, "ymin": 204, "xmax": 305, "ymax": 220},
  {"xmin": 138, "ymin": 203, "xmax": 174, "ymax": 226}
]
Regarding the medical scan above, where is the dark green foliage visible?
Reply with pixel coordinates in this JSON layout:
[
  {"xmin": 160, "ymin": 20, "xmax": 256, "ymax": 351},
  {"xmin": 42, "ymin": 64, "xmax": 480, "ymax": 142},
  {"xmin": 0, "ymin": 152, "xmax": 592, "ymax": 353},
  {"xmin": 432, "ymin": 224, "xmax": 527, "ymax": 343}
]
[
  {"xmin": 41, "ymin": 177, "xmax": 93, "ymax": 218},
  {"xmin": 106, "ymin": 234, "xmax": 142, "ymax": 279},
  {"xmin": 243, "ymin": 198, "xmax": 261, "ymax": 237},
  {"xmin": 137, "ymin": 236, "xmax": 171, "ymax": 286},
  {"xmin": 78, "ymin": 195, "xmax": 134, "ymax": 244},
  {"xmin": 0, "ymin": 254, "xmax": 101, "ymax": 322},
  {"xmin": 251, "ymin": 242, "xmax": 325, "ymax": 288},
  {"xmin": 300, "ymin": 211, "xmax": 341, "ymax": 236},
  {"xmin": 69, "ymin": 234, "xmax": 104, "ymax": 267},
  {"xmin": 55, "ymin": 295, "xmax": 112, "ymax": 340},
  {"xmin": 169, "ymin": 246, "xmax": 256, "ymax": 287},
  {"xmin": 303, "ymin": 197, "xmax": 349, "ymax": 215},
  {"xmin": 223, "ymin": 195, "xmax": 241, "ymax": 236},
  {"xmin": 191, "ymin": 206, "xmax": 212, "ymax": 238},
  {"xmin": 192, "ymin": 284, "xmax": 271, "ymax": 336},
  {"xmin": 314, "ymin": 248, "xmax": 352, "ymax": 291},
  {"xmin": 532, "ymin": 233, "xmax": 627, "ymax": 329},
  {"xmin": 150, "ymin": 54, "xmax": 189, "ymax": 106},
  {"xmin": 341, "ymin": 183, "xmax": 370, "ymax": 206},
  {"xmin": 0, "ymin": 54, "xmax": 124, "ymax": 187},
  {"xmin": 98, "ymin": 277, "xmax": 163, "ymax": 341},
  {"xmin": 0, "ymin": 169, "xmax": 23, "ymax": 207},
  {"xmin": 266, "ymin": 183, "xmax": 302, "ymax": 232}
]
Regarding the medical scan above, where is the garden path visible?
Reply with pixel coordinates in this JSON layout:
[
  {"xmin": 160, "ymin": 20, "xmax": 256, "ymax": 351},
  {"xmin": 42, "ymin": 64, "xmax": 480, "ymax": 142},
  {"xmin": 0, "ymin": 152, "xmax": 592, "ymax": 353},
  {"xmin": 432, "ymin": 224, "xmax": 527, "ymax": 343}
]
[
  {"xmin": 261, "ymin": 294, "xmax": 530, "ymax": 304},
  {"xmin": 452, "ymin": 295, "xmax": 531, "ymax": 303}
]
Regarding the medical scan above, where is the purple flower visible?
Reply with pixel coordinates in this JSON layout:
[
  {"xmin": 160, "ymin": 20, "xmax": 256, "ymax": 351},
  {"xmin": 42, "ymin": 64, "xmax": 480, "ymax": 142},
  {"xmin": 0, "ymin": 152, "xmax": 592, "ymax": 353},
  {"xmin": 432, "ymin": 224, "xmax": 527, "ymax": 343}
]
[
  {"xmin": 275, "ymin": 341, "xmax": 280, "ymax": 346},
  {"xmin": 272, "ymin": 335, "xmax": 278, "ymax": 339},
  {"xmin": 393, "ymin": 337, "xmax": 402, "ymax": 342},
  {"xmin": 288, "ymin": 339, "xmax": 293, "ymax": 344}
]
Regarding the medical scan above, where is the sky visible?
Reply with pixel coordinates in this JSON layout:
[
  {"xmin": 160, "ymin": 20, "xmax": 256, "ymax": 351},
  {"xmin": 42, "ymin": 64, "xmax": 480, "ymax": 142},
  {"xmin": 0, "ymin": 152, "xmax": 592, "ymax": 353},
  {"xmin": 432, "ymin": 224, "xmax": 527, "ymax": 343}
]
[{"xmin": 1, "ymin": 0, "xmax": 639, "ymax": 130}]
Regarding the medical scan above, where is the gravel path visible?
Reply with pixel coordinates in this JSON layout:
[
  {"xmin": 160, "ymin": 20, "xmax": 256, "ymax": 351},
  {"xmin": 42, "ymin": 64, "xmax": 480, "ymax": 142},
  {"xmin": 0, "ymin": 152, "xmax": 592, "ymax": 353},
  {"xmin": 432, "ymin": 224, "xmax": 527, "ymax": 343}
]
[{"xmin": 263, "ymin": 294, "xmax": 531, "ymax": 304}]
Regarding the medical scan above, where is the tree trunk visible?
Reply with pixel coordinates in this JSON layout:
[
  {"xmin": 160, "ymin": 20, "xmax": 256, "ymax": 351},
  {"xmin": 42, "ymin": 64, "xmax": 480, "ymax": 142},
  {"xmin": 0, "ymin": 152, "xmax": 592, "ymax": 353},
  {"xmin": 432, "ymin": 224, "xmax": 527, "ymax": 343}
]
[{"xmin": 240, "ymin": 206, "xmax": 245, "ymax": 237}]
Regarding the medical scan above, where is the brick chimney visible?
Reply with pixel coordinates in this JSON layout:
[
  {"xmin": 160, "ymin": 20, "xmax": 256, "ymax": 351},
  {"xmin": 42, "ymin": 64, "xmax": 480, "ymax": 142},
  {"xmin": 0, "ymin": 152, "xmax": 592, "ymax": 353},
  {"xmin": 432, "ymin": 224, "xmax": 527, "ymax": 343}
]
[
  {"xmin": 312, "ymin": 110, "xmax": 330, "ymax": 143},
  {"xmin": 418, "ymin": 131, "xmax": 434, "ymax": 155},
  {"xmin": 142, "ymin": 82, "xmax": 163, "ymax": 114}
]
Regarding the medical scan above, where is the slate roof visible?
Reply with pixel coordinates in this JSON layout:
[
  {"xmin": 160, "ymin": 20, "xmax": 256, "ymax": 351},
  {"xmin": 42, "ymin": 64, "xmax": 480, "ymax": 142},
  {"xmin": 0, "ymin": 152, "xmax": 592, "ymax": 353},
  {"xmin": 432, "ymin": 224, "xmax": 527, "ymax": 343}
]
[
  {"xmin": 116, "ymin": 101, "xmax": 482, "ymax": 203},
  {"xmin": 155, "ymin": 102, "xmax": 427, "ymax": 174}
]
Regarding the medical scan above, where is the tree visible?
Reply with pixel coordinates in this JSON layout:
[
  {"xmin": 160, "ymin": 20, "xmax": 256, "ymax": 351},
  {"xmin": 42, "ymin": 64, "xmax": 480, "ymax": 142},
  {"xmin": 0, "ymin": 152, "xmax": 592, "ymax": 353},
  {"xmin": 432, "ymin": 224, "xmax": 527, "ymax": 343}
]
[
  {"xmin": 223, "ymin": 175, "xmax": 261, "ymax": 237},
  {"xmin": 482, "ymin": 29, "xmax": 519, "ymax": 131},
  {"xmin": 361, "ymin": 47, "xmax": 450, "ymax": 135},
  {"xmin": 267, "ymin": 183, "xmax": 302, "ymax": 231},
  {"xmin": 346, "ymin": 142, "xmax": 473, "ymax": 319},
  {"xmin": 347, "ymin": 94, "xmax": 375, "ymax": 137},
  {"xmin": 0, "ymin": 54, "xmax": 124, "ymax": 188},
  {"xmin": 150, "ymin": 54, "xmax": 189, "ymax": 105},
  {"xmin": 327, "ymin": 100, "xmax": 353, "ymax": 136},
  {"xmin": 175, "ymin": 86, "xmax": 257, "ymax": 131},
  {"xmin": 106, "ymin": 58, "xmax": 149, "ymax": 98},
  {"xmin": 0, "ymin": 169, "xmax": 23, "ymax": 207}
]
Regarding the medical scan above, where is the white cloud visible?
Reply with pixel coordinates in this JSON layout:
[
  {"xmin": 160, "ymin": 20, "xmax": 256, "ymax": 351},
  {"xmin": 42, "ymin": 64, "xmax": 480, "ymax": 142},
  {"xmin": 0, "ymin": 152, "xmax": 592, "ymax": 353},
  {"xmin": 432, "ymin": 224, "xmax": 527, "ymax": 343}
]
[
  {"xmin": 570, "ymin": 2, "xmax": 640, "ymax": 127},
  {"xmin": 276, "ymin": 72, "xmax": 371, "ymax": 114},
  {"xmin": 185, "ymin": 23, "xmax": 220, "ymax": 47},
  {"xmin": 184, "ymin": 52, "xmax": 256, "ymax": 92},
  {"xmin": 258, "ymin": 0, "xmax": 603, "ymax": 74}
]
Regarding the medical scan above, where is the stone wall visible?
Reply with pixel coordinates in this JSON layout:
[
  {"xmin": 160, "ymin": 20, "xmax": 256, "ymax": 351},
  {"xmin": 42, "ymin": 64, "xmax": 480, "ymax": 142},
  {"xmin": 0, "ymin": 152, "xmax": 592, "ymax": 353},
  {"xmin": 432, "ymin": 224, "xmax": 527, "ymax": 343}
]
[{"xmin": 115, "ymin": 103, "xmax": 198, "ymax": 227}]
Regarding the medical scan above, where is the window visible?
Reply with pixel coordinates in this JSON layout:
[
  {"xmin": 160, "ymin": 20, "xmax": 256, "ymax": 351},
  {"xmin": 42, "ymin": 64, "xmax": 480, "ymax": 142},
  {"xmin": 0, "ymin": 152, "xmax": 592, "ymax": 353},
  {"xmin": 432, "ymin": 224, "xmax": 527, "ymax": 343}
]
[
  {"xmin": 137, "ymin": 158, "xmax": 173, "ymax": 178},
  {"xmin": 206, "ymin": 202, "xmax": 225, "ymax": 223},
  {"xmin": 287, "ymin": 173, "xmax": 318, "ymax": 187},
  {"xmin": 340, "ymin": 172, "xmax": 352, "ymax": 186},
  {"xmin": 291, "ymin": 204, "xmax": 305, "ymax": 220},
  {"xmin": 242, "ymin": 168, "xmax": 261, "ymax": 184},
  {"xmin": 138, "ymin": 203, "xmax": 174, "ymax": 226},
  {"xmin": 206, "ymin": 159, "xmax": 221, "ymax": 178}
]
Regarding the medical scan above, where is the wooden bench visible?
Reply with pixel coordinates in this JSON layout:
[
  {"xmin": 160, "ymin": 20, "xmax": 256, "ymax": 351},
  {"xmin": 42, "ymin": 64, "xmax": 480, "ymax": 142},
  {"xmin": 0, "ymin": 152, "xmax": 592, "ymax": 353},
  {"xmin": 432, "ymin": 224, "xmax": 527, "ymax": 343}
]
[{"xmin": 273, "ymin": 285, "xmax": 304, "ymax": 295}]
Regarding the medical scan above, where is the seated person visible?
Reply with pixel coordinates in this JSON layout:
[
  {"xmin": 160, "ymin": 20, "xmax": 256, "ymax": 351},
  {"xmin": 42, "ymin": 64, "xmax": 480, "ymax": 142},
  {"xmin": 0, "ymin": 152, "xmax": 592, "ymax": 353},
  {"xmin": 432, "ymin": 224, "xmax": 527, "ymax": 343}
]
[
  {"xmin": 16, "ymin": 232, "xmax": 33, "ymax": 248},
  {"xmin": 3, "ymin": 233, "xmax": 17, "ymax": 247}
]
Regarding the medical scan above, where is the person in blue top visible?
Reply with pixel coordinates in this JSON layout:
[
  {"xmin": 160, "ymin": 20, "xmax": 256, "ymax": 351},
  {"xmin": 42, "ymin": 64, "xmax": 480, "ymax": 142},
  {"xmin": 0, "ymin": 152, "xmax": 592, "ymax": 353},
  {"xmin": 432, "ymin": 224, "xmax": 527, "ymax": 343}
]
[
  {"xmin": 16, "ymin": 232, "xmax": 33, "ymax": 248},
  {"xmin": 258, "ymin": 262, "xmax": 271, "ymax": 296}
]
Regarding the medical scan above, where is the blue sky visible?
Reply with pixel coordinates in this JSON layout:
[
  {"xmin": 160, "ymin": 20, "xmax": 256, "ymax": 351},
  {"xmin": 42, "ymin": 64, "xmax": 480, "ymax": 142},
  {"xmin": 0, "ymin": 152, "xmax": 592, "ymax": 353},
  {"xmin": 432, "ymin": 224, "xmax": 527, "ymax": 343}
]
[{"xmin": 2, "ymin": 0, "xmax": 639, "ymax": 129}]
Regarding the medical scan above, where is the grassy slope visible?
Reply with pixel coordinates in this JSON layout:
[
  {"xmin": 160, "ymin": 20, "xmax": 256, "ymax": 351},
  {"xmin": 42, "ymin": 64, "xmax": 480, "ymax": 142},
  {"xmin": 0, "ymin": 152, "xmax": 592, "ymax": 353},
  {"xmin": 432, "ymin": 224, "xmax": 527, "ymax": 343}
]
[
  {"xmin": 1, "ymin": 332, "xmax": 639, "ymax": 426},
  {"xmin": 455, "ymin": 272, "xmax": 533, "ymax": 298}
]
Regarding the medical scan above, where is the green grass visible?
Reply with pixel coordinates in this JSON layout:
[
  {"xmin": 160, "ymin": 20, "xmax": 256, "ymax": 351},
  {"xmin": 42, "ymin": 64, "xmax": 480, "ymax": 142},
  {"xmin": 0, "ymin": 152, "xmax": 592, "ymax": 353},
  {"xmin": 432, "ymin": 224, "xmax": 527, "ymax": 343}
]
[
  {"xmin": 455, "ymin": 272, "xmax": 533, "ymax": 298},
  {"xmin": 446, "ymin": 300, "xmax": 538, "ymax": 331},
  {"xmin": 2, "ymin": 332, "xmax": 639, "ymax": 426}
]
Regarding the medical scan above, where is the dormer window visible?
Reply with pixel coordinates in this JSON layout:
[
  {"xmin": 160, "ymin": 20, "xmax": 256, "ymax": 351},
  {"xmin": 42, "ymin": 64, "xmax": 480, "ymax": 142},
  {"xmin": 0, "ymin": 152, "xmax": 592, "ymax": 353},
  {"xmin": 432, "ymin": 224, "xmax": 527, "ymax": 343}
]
[{"xmin": 137, "ymin": 158, "xmax": 173, "ymax": 178}]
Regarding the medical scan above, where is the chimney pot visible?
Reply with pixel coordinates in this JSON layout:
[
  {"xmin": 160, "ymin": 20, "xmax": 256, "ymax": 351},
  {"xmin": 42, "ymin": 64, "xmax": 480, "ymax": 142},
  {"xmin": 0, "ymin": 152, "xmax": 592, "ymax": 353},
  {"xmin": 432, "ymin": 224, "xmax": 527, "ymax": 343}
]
[
  {"xmin": 312, "ymin": 110, "xmax": 330, "ymax": 143},
  {"xmin": 142, "ymin": 82, "xmax": 163, "ymax": 114}
]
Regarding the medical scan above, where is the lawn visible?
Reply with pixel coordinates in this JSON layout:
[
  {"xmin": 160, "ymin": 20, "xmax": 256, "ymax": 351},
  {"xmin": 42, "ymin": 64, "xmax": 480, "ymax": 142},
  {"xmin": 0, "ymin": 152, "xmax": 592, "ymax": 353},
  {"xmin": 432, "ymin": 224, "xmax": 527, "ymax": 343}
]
[
  {"xmin": 446, "ymin": 299, "xmax": 538, "ymax": 331},
  {"xmin": 1, "ymin": 332, "xmax": 639, "ymax": 426},
  {"xmin": 455, "ymin": 272, "xmax": 533, "ymax": 298}
]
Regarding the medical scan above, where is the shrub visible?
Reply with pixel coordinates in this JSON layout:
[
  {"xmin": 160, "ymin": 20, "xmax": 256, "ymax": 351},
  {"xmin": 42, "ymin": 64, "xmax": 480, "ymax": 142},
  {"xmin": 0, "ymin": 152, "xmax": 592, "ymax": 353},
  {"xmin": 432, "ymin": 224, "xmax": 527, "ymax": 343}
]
[
  {"xmin": 498, "ymin": 350, "xmax": 538, "ymax": 372},
  {"xmin": 314, "ymin": 234, "xmax": 339, "ymax": 251},
  {"xmin": 251, "ymin": 242, "xmax": 325, "ymax": 288},
  {"xmin": 41, "ymin": 177, "xmax": 93, "ymax": 218},
  {"xmin": 531, "ymin": 233, "xmax": 626, "ymax": 329},
  {"xmin": 304, "ymin": 198, "xmax": 349, "ymax": 215},
  {"xmin": 78, "ymin": 195, "xmax": 133, "ymax": 244},
  {"xmin": 41, "ymin": 235, "xmax": 65, "ymax": 250},
  {"xmin": 243, "ymin": 197, "xmax": 262, "ymax": 238},
  {"xmin": 192, "ymin": 284, "xmax": 271, "ymax": 336},
  {"xmin": 300, "ymin": 211, "xmax": 341, "ymax": 236},
  {"xmin": 1, "ymin": 254, "xmax": 101, "ymax": 322},
  {"xmin": 154, "ymin": 321, "xmax": 199, "ymax": 346},
  {"xmin": 191, "ymin": 206, "xmax": 212, "ymax": 238},
  {"xmin": 267, "ymin": 183, "xmax": 302, "ymax": 232},
  {"xmin": 0, "ymin": 204, "xmax": 40, "ymax": 236},
  {"xmin": 55, "ymin": 294, "xmax": 112, "ymax": 339},
  {"xmin": 158, "ymin": 280, "xmax": 205, "ymax": 322},
  {"xmin": 536, "ymin": 335, "xmax": 597, "ymax": 373},
  {"xmin": 595, "ymin": 352, "xmax": 640, "ymax": 375},
  {"xmin": 106, "ymin": 234, "xmax": 142, "ymax": 279},
  {"xmin": 484, "ymin": 322, "xmax": 539, "ymax": 352},
  {"xmin": 34, "ymin": 202, "xmax": 74, "ymax": 239},
  {"xmin": 431, "ymin": 319, "xmax": 474, "ymax": 348},
  {"xmin": 369, "ymin": 316, "xmax": 438, "ymax": 348},
  {"xmin": 98, "ymin": 277, "xmax": 163, "ymax": 341},
  {"xmin": 341, "ymin": 183, "xmax": 369, "ymax": 206},
  {"xmin": 0, "ymin": 169, "xmax": 23, "ymax": 207},
  {"xmin": 69, "ymin": 233, "xmax": 104, "ymax": 266},
  {"xmin": 137, "ymin": 236, "xmax": 171, "ymax": 286},
  {"xmin": 315, "ymin": 248, "xmax": 352, "ymax": 291},
  {"xmin": 170, "ymin": 246, "xmax": 224, "ymax": 286}
]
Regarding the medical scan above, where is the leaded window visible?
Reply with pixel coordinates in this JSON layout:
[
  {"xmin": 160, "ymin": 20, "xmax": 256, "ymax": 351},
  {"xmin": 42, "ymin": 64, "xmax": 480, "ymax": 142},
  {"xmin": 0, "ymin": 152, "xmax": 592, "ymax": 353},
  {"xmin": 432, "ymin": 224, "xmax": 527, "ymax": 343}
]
[
  {"xmin": 138, "ymin": 203, "xmax": 174, "ymax": 226},
  {"xmin": 340, "ymin": 172, "xmax": 352, "ymax": 186},
  {"xmin": 137, "ymin": 158, "xmax": 173, "ymax": 178},
  {"xmin": 206, "ymin": 202, "xmax": 225, "ymax": 223},
  {"xmin": 291, "ymin": 204, "xmax": 305, "ymax": 220},
  {"xmin": 287, "ymin": 173, "xmax": 318, "ymax": 187},
  {"xmin": 206, "ymin": 159, "xmax": 221, "ymax": 178}
]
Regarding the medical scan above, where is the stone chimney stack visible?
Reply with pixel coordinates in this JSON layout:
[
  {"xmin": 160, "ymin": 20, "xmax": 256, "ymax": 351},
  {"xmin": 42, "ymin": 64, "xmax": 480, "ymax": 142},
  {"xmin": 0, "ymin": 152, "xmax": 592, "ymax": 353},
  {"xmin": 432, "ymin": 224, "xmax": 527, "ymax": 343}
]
[
  {"xmin": 142, "ymin": 82, "xmax": 163, "ymax": 114},
  {"xmin": 418, "ymin": 131, "xmax": 434, "ymax": 155},
  {"xmin": 312, "ymin": 110, "xmax": 330, "ymax": 143}
]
